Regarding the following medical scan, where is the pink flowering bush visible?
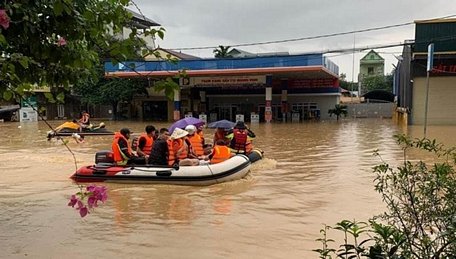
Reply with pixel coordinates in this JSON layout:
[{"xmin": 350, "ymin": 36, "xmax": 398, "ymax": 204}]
[
  {"xmin": 0, "ymin": 9, "xmax": 10, "ymax": 29},
  {"xmin": 57, "ymin": 37, "xmax": 67, "ymax": 46},
  {"xmin": 68, "ymin": 185, "xmax": 108, "ymax": 218}
]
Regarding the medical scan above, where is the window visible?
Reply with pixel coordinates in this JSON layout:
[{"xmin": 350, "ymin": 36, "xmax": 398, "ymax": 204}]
[
  {"xmin": 57, "ymin": 104, "xmax": 65, "ymax": 118},
  {"xmin": 368, "ymin": 67, "xmax": 374, "ymax": 75}
]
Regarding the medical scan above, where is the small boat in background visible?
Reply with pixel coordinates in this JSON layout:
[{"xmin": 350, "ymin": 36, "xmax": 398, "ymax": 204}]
[{"xmin": 47, "ymin": 121, "xmax": 113, "ymax": 139}]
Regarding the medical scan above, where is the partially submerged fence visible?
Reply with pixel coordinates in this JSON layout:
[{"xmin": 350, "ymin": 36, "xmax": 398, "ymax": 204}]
[{"xmin": 345, "ymin": 101, "xmax": 394, "ymax": 118}]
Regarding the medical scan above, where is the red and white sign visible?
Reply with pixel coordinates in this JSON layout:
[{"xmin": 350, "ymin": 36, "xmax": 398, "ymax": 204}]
[{"xmin": 181, "ymin": 76, "xmax": 266, "ymax": 87}]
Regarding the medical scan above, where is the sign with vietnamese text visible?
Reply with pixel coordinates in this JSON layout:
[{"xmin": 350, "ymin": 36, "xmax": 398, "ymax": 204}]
[
  {"xmin": 288, "ymin": 78, "xmax": 337, "ymax": 88},
  {"xmin": 181, "ymin": 76, "xmax": 266, "ymax": 87}
]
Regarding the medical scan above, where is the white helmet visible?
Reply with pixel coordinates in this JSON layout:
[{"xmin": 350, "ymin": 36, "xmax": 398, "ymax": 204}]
[{"xmin": 184, "ymin": 125, "xmax": 196, "ymax": 134}]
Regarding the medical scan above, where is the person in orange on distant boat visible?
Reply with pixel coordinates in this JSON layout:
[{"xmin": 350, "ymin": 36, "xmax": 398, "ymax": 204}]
[
  {"xmin": 226, "ymin": 121, "xmax": 255, "ymax": 154},
  {"xmin": 111, "ymin": 128, "xmax": 145, "ymax": 165},
  {"xmin": 185, "ymin": 125, "xmax": 205, "ymax": 157},
  {"xmin": 136, "ymin": 125, "xmax": 156, "ymax": 159},
  {"xmin": 78, "ymin": 111, "xmax": 91, "ymax": 132},
  {"xmin": 207, "ymin": 139, "xmax": 233, "ymax": 164}
]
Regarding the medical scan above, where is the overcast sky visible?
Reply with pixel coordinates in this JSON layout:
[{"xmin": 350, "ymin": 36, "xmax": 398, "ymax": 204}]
[{"xmin": 132, "ymin": 0, "xmax": 456, "ymax": 81}]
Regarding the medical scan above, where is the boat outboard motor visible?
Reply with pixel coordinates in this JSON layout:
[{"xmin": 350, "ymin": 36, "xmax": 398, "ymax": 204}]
[
  {"xmin": 247, "ymin": 149, "xmax": 264, "ymax": 163},
  {"xmin": 95, "ymin": 150, "xmax": 115, "ymax": 164}
]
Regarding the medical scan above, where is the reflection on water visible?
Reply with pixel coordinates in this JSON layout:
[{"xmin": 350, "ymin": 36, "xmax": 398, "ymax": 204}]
[{"xmin": 1, "ymin": 119, "xmax": 455, "ymax": 258}]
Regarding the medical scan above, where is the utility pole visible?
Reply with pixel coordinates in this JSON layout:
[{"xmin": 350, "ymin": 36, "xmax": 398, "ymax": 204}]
[
  {"xmin": 351, "ymin": 33, "xmax": 356, "ymax": 103},
  {"xmin": 423, "ymin": 43, "xmax": 434, "ymax": 138}
]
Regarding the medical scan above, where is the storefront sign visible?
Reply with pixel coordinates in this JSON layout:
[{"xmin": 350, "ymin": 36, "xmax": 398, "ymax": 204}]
[
  {"xmin": 181, "ymin": 76, "xmax": 266, "ymax": 87},
  {"xmin": 413, "ymin": 57, "xmax": 456, "ymax": 77},
  {"xmin": 288, "ymin": 78, "xmax": 338, "ymax": 88}
]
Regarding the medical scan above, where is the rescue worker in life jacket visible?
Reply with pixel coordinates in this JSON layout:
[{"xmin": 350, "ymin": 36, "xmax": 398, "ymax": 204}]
[
  {"xmin": 111, "ymin": 128, "xmax": 145, "ymax": 165},
  {"xmin": 136, "ymin": 125, "xmax": 156, "ymax": 159},
  {"xmin": 226, "ymin": 121, "xmax": 255, "ymax": 154},
  {"xmin": 185, "ymin": 125, "xmax": 205, "ymax": 157},
  {"xmin": 213, "ymin": 127, "xmax": 230, "ymax": 146},
  {"xmin": 207, "ymin": 139, "xmax": 233, "ymax": 164},
  {"xmin": 170, "ymin": 128, "xmax": 200, "ymax": 166}
]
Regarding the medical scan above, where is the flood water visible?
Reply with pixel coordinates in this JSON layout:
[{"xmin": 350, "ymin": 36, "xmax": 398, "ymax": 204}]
[{"xmin": 1, "ymin": 119, "xmax": 455, "ymax": 258}]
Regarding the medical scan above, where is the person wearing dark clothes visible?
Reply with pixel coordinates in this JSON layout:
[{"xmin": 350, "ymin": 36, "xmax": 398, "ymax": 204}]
[{"xmin": 148, "ymin": 128, "xmax": 171, "ymax": 166}]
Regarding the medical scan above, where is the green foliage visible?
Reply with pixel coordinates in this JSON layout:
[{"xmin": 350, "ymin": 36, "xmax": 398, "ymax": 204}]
[
  {"xmin": 361, "ymin": 74, "xmax": 393, "ymax": 94},
  {"xmin": 213, "ymin": 45, "xmax": 232, "ymax": 58},
  {"xmin": 339, "ymin": 73, "xmax": 357, "ymax": 94},
  {"xmin": 328, "ymin": 104, "xmax": 348, "ymax": 121},
  {"xmin": 314, "ymin": 134, "xmax": 456, "ymax": 258},
  {"xmin": 0, "ymin": 1, "xmax": 167, "ymax": 101}
]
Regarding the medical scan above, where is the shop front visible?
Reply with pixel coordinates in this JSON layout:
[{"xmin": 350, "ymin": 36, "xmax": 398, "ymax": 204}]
[{"xmin": 105, "ymin": 53, "xmax": 341, "ymax": 122}]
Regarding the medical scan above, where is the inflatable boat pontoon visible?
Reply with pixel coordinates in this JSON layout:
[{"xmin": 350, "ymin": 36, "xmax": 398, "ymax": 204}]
[
  {"xmin": 71, "ymin": 149, "xmax": 263, "ymax": 185},
  {"xmin": 72, "ymin": 155, "xmax": 250, "ymax": 185}
]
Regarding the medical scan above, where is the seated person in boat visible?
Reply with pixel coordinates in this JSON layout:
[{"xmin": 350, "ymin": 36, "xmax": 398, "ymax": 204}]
[
  {"xmin": 111, "ymin": 128, "xmax": 145, "ymax": 165},
  {"xmin": 169, "ymin": 128, "xmax": 199, "ymax": 166},
  {"xmin": 213, "ymin": 127, "xmax": 230, "ymax": 146},
  {"xmin": 205, "ymin": 139, "xmax": 233, "ymax": 164},
  {"xmin": 78, "ymin": 111, "xmax": 91, "ymax": 132},
  {"xmin": 197, "ymin": 125, "xmax": 205, "ymax": 138},
  {"xmin": 185, "ymin": 125, "xmax": 205, "ymax": 157},
  {"xmin": 136, "ymin": 125, "xmax": 156, "ymax": 159},
  {"xmin": 148, "ymin": 128, "xmax": 170, "ymax": 166},
  {"xmin": 225, "ymin": 121, "xmax": 255, "ymax": 154}
]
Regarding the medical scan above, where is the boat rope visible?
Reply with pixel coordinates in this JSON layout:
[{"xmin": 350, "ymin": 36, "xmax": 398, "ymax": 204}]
[{"xmin": 5, "ymin": 85, "xmax": 79, "ymax": 171}]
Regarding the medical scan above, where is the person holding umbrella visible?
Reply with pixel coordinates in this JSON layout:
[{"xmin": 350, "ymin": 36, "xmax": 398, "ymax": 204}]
[
  {"xmin": 213, "ymin": 128, "xmax": 230, "ymax": 146},
  {"xmin": 208, "ymin": 119, "xmax": 236, "ymax": 146},
  {"xmin": 185, "ymin": 125, "xmax": 205, "ymax": 157}
]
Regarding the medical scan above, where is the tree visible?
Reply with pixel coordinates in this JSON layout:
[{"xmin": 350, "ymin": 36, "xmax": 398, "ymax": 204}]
[
  {"xmin": 74, "ymin": 75, "xmax": 148, "ymax": 120},
  {"xmin": 339, "ymin": 73, "xmax": 357, "ymax": 97},
  {"xmin": 0, "ymin": 1, "xmax": 166, "ymax": 102},
  {"xmin": 328, "ymin": 104, "xmax": 348, "ymax": 121},
  {"xmin": 361, "ymin": 74, "xmax": 393, "ymax": 94},
  {"xmin": 213, "ymin": 45, "xmax": 232, "ymax": 58}
]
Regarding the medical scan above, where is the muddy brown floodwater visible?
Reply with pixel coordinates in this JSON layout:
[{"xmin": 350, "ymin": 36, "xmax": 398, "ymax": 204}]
[{"xmin": 1, "ymin": 119, "xmax": 455, "ymax": 258}]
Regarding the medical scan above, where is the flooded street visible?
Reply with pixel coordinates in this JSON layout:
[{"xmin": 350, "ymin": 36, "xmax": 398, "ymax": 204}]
[{"xmin": 1, "ymin": 119, "xmax": 455, "ymax": 258}]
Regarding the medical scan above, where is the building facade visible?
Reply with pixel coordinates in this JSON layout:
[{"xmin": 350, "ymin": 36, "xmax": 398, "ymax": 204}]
[
  {"xmin": 105, "ymin": 53, "xmax": 341, "ymax": 122},
  {"xmin": 359, "ymin": 50, "xmax": 385, "ymax": 96},
  {"xmin": 395, "ymin": 19, "xmax": 456, "ymax": 125}
]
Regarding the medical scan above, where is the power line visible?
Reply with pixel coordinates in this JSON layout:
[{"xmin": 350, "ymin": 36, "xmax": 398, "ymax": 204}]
[
  {"xmin": 128, "ymin": 1, "xmax": 456, "ymax": 54},
  {"xmin": 173, "ymin": 23, "xmax": 415, "ymax": 51},
  {"xmin": 167, "ymin": 14, "xmax": 456, "ymax": 51}
]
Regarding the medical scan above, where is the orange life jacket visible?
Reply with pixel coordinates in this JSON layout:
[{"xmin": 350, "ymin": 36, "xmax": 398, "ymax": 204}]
[
  {"xmin": 230, "ymin": 129, "xmax": 253, "ymax": 154},
  {"xmin": 214, "ymin": 130, "xmax": 229, "ymax": 145},
  {"xmin": 173, "ymin": 138, "xmax": 189, "ymax": 160},
  {"xmin": 188, "ymin": 134, "xmax": 204, "ymax": 156},
  {"xmin": 167, "ymin": 139, "xmax": 176, "ymax": 166},
  {"xmin": 111, "ymin": 132, "xmax": 132, "ymax": 165},
  {"xmin": 210, "ymin": 145, "xmax": 231, "ymax": 164},
  {"xmin": 138, "ymin": 133, "xmax": 154, "ymax": 155}
]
